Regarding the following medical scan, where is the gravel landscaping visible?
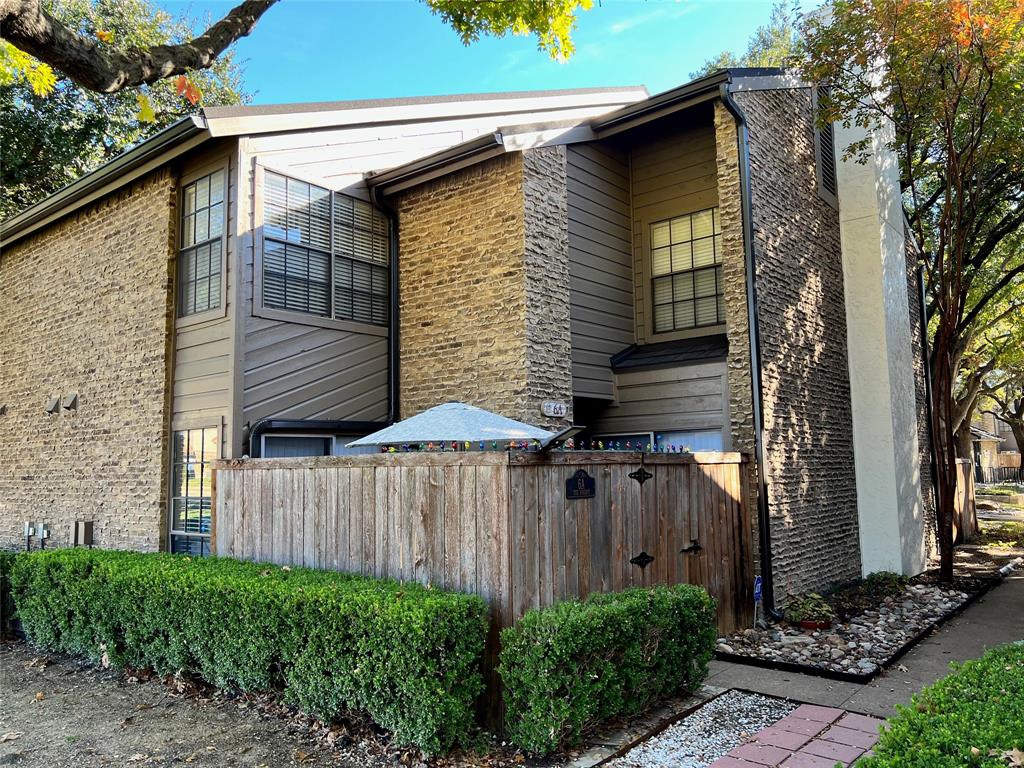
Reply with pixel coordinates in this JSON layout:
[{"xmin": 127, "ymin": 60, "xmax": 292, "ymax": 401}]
[
  {"xmin": 608, "ymin": 690, "xmax": 796, "ymax": 768},
  {"xmin": 716, "ymin": 581, "xmax": 973, "ymax": 676}
]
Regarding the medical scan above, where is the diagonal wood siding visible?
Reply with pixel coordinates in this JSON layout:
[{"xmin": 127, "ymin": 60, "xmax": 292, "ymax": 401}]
[{"xmin": 212, "ymin": 451, "xmax": 754, "ymax": 635}]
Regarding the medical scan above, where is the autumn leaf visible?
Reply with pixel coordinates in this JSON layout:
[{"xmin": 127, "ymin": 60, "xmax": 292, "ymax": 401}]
[
  {"xmin": 183, "ymin": 80, "xmax": 202, "ymax": 105},
  {"xmin": 95, "ymin": 29, "xmax": 113, "ymax": 43},
  {"xmin": 175, "ymin": 74, "xmax": 187, "ymax": 95},
  {"xmin": 136, "ymin": 92, "xmax": 156, "ymax": 123},
  {"xmin": 0, "ymin": 732, "xmax": 21, "ymax": 743}
]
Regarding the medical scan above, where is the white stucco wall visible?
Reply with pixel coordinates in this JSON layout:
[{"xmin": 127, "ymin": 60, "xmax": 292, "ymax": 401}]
[{"xmin": 835, "ymin": 118, "xmax": 927, "ymax": 576}]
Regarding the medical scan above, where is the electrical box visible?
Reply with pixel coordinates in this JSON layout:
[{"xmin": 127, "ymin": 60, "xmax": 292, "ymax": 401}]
[{"xmin": 74, "ymin": 521, "xmax": 94, "ymax": 547}]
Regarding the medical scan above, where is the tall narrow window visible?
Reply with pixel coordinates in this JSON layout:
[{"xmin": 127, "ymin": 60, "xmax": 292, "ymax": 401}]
[
  {"xmin": 178, "ymin": 171, "xmax": 225, "ymax": 316},
  {"xmin": 262, "ymin": 170, "xmax": 390, "ymax": 326},
  {"xmin": 169, "ymin": 426, "xmax": 217, "ymax": 556},
  {"xmin": 815, "ymin": 86, "xmax": 838, "ymax": 204},
  {"xmin": 650, "ymin": 207, "xmax": 724, "ymax": 333}
]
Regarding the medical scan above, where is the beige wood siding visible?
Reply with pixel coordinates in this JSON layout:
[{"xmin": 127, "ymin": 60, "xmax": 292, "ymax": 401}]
[
  {"xmin": 591, "ymin": 361, "xmax": 728, "ymax": 438},
  {"xmin": 172, "ymin": 141, "xmax": 238, "ymax": 458},
  {"xmin": 238, "ymin": 154, "xmax": 390, "ymax": 440},
  {"xmin": 566, "ymin": 143, "xmax": 635, "ymax": 400},
  {"xmin": 629, "ymin": 119, "xmax": 719, "ymax": 344}
]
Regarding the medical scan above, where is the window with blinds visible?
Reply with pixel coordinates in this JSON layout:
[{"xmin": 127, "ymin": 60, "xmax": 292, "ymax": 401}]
[
  {"xmin": 178, "ymin": 171, "xmax": 225, "ymax": 316},
  {"xmin": 650, "ymin": 207, "xmax": 724, "ymax": 333},
  {"xmin": 262, "ymin": 170, "xmax": 389, "ymax": 326}
]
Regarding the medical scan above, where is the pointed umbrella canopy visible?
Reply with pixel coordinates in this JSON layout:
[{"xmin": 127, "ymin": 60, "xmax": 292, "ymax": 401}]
[{"xmin": 346, "ymin": 402, "xmax": 555, "ymax": 447}]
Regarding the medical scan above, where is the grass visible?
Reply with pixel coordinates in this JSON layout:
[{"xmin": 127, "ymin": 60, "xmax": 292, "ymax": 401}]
[
  {"xmin": 973, "ymin": 520, "xmax": 1024, "ymax": 550},
  {"xmin": 976, "ymin": 483, "xmax": 1024, "ymax": 496}
]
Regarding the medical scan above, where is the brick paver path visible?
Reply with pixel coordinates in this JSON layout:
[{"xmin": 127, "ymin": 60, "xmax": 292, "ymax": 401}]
[{"xmin": 709, "ymin": 704, "xmax": 883, "ymax": 767}]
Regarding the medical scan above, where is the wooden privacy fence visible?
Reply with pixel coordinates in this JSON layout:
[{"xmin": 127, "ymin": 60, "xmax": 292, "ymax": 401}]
[{"xmin": 212, "ymin": 451, "xmax": 755, "ymax": 635}]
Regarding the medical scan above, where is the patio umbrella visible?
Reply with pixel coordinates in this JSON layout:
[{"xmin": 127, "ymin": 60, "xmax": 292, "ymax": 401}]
[{"xmin": 346, "ymin": 402, "xmax": 555, "ymax": 448}]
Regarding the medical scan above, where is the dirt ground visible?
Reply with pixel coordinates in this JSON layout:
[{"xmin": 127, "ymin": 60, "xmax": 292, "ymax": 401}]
[{"xmin": 0, "ymin": 641, "xmax": 391, "ymax": 768}]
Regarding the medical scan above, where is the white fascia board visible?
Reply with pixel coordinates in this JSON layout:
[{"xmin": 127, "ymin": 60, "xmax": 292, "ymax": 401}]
[
  {"xmin": 203, "ymin": 88, "xmax": 648, "ymax": 137},
  {"xmin": 500, "ymin": 123, "xmax": 597, "ymax": 151}
]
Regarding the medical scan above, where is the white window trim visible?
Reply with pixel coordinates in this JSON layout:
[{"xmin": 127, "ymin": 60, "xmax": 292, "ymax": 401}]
[
  {"xmin": 251, "ymin": 163, "xmax": 390, "ymax": 338},
  {"xmin": 176, "ymin": 162, "xmax": 230, "ymax": 328}
]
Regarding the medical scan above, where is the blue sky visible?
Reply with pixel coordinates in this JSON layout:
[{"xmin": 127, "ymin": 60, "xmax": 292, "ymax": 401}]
[{"xmin": 156, "ymin": 0, "xmax": 779, "ymax": 104}]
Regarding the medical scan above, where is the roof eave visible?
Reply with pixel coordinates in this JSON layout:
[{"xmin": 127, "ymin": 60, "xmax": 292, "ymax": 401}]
[
  {"xmin": 1, "ymin": 115, "xmax": 210, "ymax": 249},
  {"xmin": 365, "ymin": 132, "xmax": 505, "ymax": 197}
]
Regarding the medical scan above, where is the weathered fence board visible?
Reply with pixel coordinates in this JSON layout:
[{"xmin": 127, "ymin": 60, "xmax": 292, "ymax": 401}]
[{"xmin": 212, "ymin": 451, "xmax": 754, "ymax": 634}]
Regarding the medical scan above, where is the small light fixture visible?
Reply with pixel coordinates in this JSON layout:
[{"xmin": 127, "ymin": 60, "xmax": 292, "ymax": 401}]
[
  {"xmin": 45, "ymin": 396, "xmax": 60, "ymax": 414},
  {"xmin": 62, "ymin": 393, "xmax": 78, "ymax": 411}
]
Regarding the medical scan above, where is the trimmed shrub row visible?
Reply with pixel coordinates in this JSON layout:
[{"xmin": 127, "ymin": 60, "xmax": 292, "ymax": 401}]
[
  {"xmin": 861, "ymin": 642, "xmax": 1024, "ymax": 767},
  {"xmin": 8, "ymin": 549, "xmax": 488, "ymax": 753},
  {"xmin": 499, "ymin": 584, "xmax": 717, "ymax": 754}
]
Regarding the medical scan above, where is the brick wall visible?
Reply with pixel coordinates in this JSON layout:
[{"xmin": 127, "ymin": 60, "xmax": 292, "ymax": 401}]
[
  {"xmin": 0, "ymin": 169, "xmax": 177, "ymax": 551},
  {"xmin": 394, "ymin": 150, "xmax": 573, "ymax": 429},
  {"xmin": 737, "ymin": 88, "xmax": 862, "ymax": 598}
]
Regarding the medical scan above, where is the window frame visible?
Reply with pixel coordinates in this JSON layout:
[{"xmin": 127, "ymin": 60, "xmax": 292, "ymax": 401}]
[
  {"xmin": 167, "ymin": 420, "xmax": 220, "ymax": 555},
  {"xmin": 261, "ymin": 432, "xmax": 335, "ymax": 458},
  {"xmin": 642, "ymin": 205, "xmax": 727, "ymax": 340},
  {"xmin": 252, "ymin": 164, "xmax": 390, "ymax": 338},
  {"xmin": 176, "ymin": 162, "xmax": 229, "ymax": 327}
]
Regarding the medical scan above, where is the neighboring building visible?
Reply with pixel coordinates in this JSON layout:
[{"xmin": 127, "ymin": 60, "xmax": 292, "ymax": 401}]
[{"xmin": 0, "ymin": 69, "xmax": 934, "ymax": 600}]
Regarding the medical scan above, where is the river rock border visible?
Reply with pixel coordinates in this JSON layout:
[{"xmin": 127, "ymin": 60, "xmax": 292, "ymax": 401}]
[{"xmin": 714, "ymin": 579, "xmax": 995, "ymax": 681}]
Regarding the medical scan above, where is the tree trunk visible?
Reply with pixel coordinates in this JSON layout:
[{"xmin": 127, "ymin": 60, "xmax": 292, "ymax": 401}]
[
  {"xmin": 931, "ymin": 323, "xmax": 958, "ymax": 584},
  {"xmin": 955, "ymin": 419, "xmax": 973, "ymax": 461}
]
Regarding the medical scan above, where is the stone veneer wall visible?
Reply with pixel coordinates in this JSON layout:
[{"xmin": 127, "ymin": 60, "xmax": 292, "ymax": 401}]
[
  {"xmin": 736, "ymin": 88, "xmax": 862, "ymax": 599},
  {"xmin": 906, "ymin": 237, "xmax": 937, "ymax": 557},
  {"xmin": 714, "ymin": 101, "xmax": 756, "ymax": 457},
  {"xmin": 394, "ymin": 150, "xmax": 573, "ymax": 428},
  {"xmin": 0, "ymin": 169, "xmax": 177, "ymax": 551},
  {"xmin": 522, "ymin": 147, "xmax": 574, "ymax": 428}
]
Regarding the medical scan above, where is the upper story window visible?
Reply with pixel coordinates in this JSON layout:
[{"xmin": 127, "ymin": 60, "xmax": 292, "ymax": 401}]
[
  {"xmin": 178, "ymin": 171, "xmax": 225, "ymax": 317},
  {"xmin": 262, "ymin": 171, "xmax": 390, "ymax": 326},
  {"xmin": 650, "ymin": 207, "xmax": 724, "ymax": 333}
]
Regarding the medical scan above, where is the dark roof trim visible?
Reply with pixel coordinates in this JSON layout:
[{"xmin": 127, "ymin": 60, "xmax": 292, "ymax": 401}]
[
  {"xmin": 204, "ymin": 86, "xmax": 647, "ymax": 119},
  {"xmin": 1, "ymin": 115, "xmax": 208, "ymax": 247},
  {"xmin": 365, "ymin": 132, "xmax": 505, "ymax": 196},
  {"xmin": 611, "ymin": 333, "xmax": 729, "ymax": 372},
  {"xmin": 591, "ymin": 70, "xmax": 730, "ymax": 137},
  {"xmin": 592, "ymin": 68, "xmax": 785, "ymax": 138}
]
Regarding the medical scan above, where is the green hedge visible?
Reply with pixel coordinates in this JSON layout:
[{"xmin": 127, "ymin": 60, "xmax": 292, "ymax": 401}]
[
  {"xmin": 9, "ymin": 549, "xmax": 488, "ymax": 753},
  {"xmin": 499, "ymin": 584, "xmax": 716, "ymax": 754},
  {"xmin": 861, "ymin": 643, "xmax": 1024, "ymax": 767}
]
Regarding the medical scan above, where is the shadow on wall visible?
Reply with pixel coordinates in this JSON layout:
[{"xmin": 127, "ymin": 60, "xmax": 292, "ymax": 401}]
[{"xmin": 745, "ymin": 88, "xmax": 860, "ymax": 601}]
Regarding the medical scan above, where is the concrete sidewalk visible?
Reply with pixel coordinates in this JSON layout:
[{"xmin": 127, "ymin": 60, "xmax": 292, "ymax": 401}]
[{"xmin": 705, "ymin": 571, "xmax": 1024, "ymax": 718}]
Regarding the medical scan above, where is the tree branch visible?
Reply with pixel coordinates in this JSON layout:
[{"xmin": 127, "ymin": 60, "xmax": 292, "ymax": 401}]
[{"xmin": 0, "ymin": 0, "xmax": 278, "ymax": 93}]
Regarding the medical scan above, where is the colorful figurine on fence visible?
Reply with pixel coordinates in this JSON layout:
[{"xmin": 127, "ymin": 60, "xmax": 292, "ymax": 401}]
[
  {"xmin": 465, "ymin": 441, "xmax": 471, "ymax": 451},
  {"xmin": 565, "ymin": 438, "xmax": 575, "ymax": 450},
  {"xmin": 597, "ymin": 440, "xmax": 605, "ymax": 450}
]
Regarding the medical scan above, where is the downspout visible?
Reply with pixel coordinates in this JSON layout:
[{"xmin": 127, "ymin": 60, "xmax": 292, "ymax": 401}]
[{"xmin": 719, "ymin": 83, "xmax": 785, "ymax": 623}]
